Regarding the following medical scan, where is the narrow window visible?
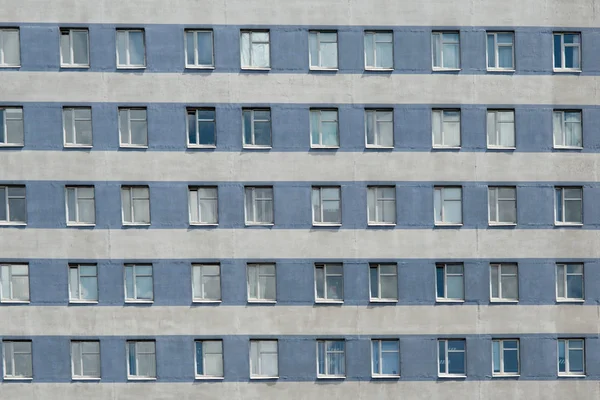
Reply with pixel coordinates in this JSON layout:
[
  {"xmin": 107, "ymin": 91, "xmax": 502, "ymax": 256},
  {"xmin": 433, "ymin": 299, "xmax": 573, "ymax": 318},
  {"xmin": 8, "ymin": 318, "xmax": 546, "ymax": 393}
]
[
  {"xmin": 488, "ymin": 186, "xmax": 516, "ymax": 225},
  {"xmin": 242, "ymin": 109, "xmax": 271, "ymax": 148},
  {"xmin": 487, "ymin": 109, "xmax": 515, "ymax": 148},
  {"xmin": 121, "ymin": 186, "xmax": 150, "ymax": 225},
  {"xmin": 247, "ymin": 264, "xmax": 276, "ymax": 302},
  {"xmin": 309, "ymin": 31, "xmax": 338, "ymax": 69},
  {"xmin": 365, "ymin": 109, "xmax": 393, "ymax": 147},
  {"xmin": 490, "ymin": 263, "xmax": 518, "ymax": 301},
  {"xmin": 2, "ymin": 341, "xmax": 32, "ymax": 379},
  {"xmin": 369, "ymin": 263, "xmax": 398, "ymax": 302},
  {"xmin": 244, "ymin": 186, "xmax": 273, "ymax": 225},
  {"xmin": 438, "ymin": 339, "xmax": 466, "ymax": 377},
  {"xmin": 555, "ymin": 187, "xmax": 583, "ymax": 225},
  {"xmin": 367, "ymin": 186, "xmax": 396, "ymax": 225},
  {"xmin": 492, "ymin": 339, "xmax": 519, "ymax": 376},
  {"xmin": 192, "ymin": 264, "xmax": 221, "ymax": 302},
  {"xmin": 436, "ymin": 263, "xmax": 464, "ymax": 301},
  {"xmin": 250, "ymin": 340, "xmax": 278, "ymax": 378},
  {"xmin": 195, "ymin": 340, "xmax": 223, "ymax": 378},
  {"xmin": 0, "ymin": 107, "xmax": 24, "ymax": 146},
  {"xmin": 553, "ymin": 33, "xmax": 581, "ymax": 71},
  {"xmin": 310, "ymin": 109, "xmax": 339, "ymax": 148},
  {"xmin": 66, "ymin": 186, "xmax": 95, "ymax": 225},
  {"xmin": 556, "ymin": 263, "xmax": 584, "ymax": 301},
  {"xmin": 0, "ymin": 264, "xmax": 29, "ymax": 302},
  {"xmin": 127, "ymin": 341, "xmax": 156, "ymax": 379},
  {"xmin": 371, "ymin": 339, "xmax": 399, "ymax": 376},
  {"xmin": 486, "ymin": 32, "xmax": 514, "ymax": 70},
  {"xmin": 189, "ymin": 186, "xmax": 218, "ymax": 225},
  {"xmin": 185, "ymin": 30, "xmax": 214, "ymax": 68},
  {"xmin": 60, "ymin": 28, "xmax": 89, "ymax": 67},
  {"xmin": 315, "ymin": 263, "xmax": 343, "ymax": 302},
  {"xmin": 124, "ymin": 264, "xmax": 153, "ymax": 302},
  {"xmin": 240, "ymin": 30, "xmax": 270, "ymax": 69},
  {"xmin": 432, "ymin": 109, "xmax": 460, "ymax": 148},
  {"xmin": 364, "ymin": 31, "xmax": 393, "ymax": 70},
  {"xmin": 434, "ymin": 186, "xmax": 462, "ymax": 225},
  {"xmin": 432, "ymin": 32, "xmax": 460, "ymax": 69},
  {"xmin": 553, "ymin": 110, "xmax": 582, "ymax": 148},
  {"xmin": 71, "ymin": 341, "xmax": 100, "ymax": 379},
  {"xmin": 317, "ymin": 340, "xmax": 345, "ymax": 377},
  {"xmin": 187, "ymin": 108, "xmax": 216, "ymax": 147},
  {"xmin": 558, "ymin": 339, "xmax": 585, "ymax": 375},
  {"xmin": 312, "ymin": 186, "xmax": 341, "ymax": 225},
  {"xmin": 0, "ymin": 185, "xmax": 26, "ymax": 224},
  {"xmin": 119, "ymin": 108, "xmax": 148, "ymax": 147},
  {"xmin": 116, "ymin": 29, "xmax": 145, "ymax": 68},
  {"xmin": 68, "ymin": 264, "xmax": 98, "ymax": 302},
  {"xmin": 0, "ymin": 29, "xmax": 20, "ymax": 67},
  {"xmin": 63, "ymin": 107, "xmax": 92, "ymax": 147}
]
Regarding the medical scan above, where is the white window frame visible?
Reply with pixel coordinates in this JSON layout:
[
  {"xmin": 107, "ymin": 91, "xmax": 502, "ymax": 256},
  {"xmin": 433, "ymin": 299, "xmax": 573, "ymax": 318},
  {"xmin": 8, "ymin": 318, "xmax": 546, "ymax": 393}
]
[
  {"xmin": 486, "ymin": 32, "xmax": 515, "ymax": 71},
  {"xmin": 369, "ymin": 263, "xmax": 398, "ymax": 302},
  {"xmin": 0, "ymin": 185, "xmax": 26, "ymax": 225},
  {"xmin": 314, "ymin": 263, "xmax": 344, "ymax": 303},
  {"xmin": 365, "ymin": 109, "xmax": 394, "ymax": 148},
  {"xmin": 244, "ymin": 186, "xmax": 274, "ymax": 225},
  {"xmin": 311, "ymin": 186, "xmax": 341, "ymax": 226},
  {"xmin": 71, "ymin": 340, "xmax": 101, "ymax": 380},
  {"xmin": 431, "ymin": 31, "xmax": 460, "ymax": 70},
  {"xmin": 0, "ymin": 107, "xmax": 24, "ymax": 146},
  {"xmin": 434, "ymin": 186, "xmax": 462, "ymax": 226},
  {"xmin": 124, "ymin": 264, "xmax": 154, "ymax": 303},
  {"xmin": 435, "ymin": 263, "xmax": 464, "ymax": 302},
  {"xmin": 247, "ymin": 263, "xmax": 277, "ymax": 303},
  {"xmin": 118, "ymin": 108, "xmax": 148, "ymax": 148},
  {"xmin": 60, "ymin": 28, "xmax": 90, "ymax": 68},
  {"xmin": 186, "ymin": 108, "xmax": 216, "ymax": 148},
  {"xmin": 554, "ymin": 187, "xmax": 583, "ymax": 225},
  {"xmin": 438, "ymin": 339, "xmax": 466, "ymax": 377},
  {"xmin": 2, "ymin": 341, "xmax": 32, "ymax": 380},
  {"xmin": 310, "ymin": 109, "xmax": 339, "ymax": 148},
  {"xmin": 65, "ymin": 186, "xmax": 95, "ymax": 226},
  {"xmin": 194, "ymin": 340, "xmax": 223, "ymax": 379},
  {"xmin": 192, "ymin": 264, "xmax": 221, "ymax": 303},
  {"xmin": 0, "ymin": 264, "xmax": 29, "ymax": 303},
  {"xmin": 492, "ymin": 339, "xmax": 520, "ymax": 377},
  {"xmin": 242, "ymin": 108, "xmax": 271, "ymax": 148},
  {"xmin": 250, "ymin": 340, "xmax": 279, "ymax": 379},
  {"xmin": 309, "ymin": 31, "xmax": 338, "ymax": 70},
  {"xmin": 553, "ymin": 110, "xmax": 582, "ymax": 149},
  {"xmin": 189, "ymin": 186, "xmax": 218, "ymax": 225},
  {"xmin": 488, "ymin": 186, "xmax": 517, "ymax": 226},
  {"xmin": 0, "ymin": 28, "xmax": 20, "ymax": 67},
  {"xmin": 364, "ymin": 31, "xmax": 394, "ymax": 71},
  {"xmin": 316, "ymin": 340, "xmax": 345, "ymax": 378},
  {"xmin": 558, "ymin": 339, "xmax": 585, "ymax": 376},
  {"xmin": 116, "ymin": 29, "xmax": 146, "ymax": 68},
  {"xmin": 68, "ymin": 264, "xmax": 98, "ymax": 303},
  {"xmin": 367, "ymin": 186, "xmax": 396, "ymax": 225},
  {"xmin": 487, "ymin": 109, "xmax": 515, "ymax": 149},
  {"xmin": 553, "ymin": 32, "xmax": 581, "ymax": 72},
  {"xmin": 63, "ymin": 107, "xmax": 92, "ymax": 147},
  {"xmin": 121, "ymin": 186, "xmax": 150, "ymax": 225},
  {"xmin": 556, "ymin": 263, "xmax": 584, "ymax": 302},
  {"xmin": 184, "ymin": 29, "xmax": 214, "ymax": 69},
  {"xmin": 371, "ymin": 339, "xmax": 400, "ymax": 377},
  {"xmin": 240, "ymin": 30, "xmax": 270, "ymax": 70},
  {"xmin": 490, "ymin": 263, "xmax": 519, "ymax": 302},
  {"xmin": 126, "ymin": 341, "xmax": 156, "ymax": 380},
  {"xmin": 432, "ymin": 109, "xmax": 461, "ymax": 148}
]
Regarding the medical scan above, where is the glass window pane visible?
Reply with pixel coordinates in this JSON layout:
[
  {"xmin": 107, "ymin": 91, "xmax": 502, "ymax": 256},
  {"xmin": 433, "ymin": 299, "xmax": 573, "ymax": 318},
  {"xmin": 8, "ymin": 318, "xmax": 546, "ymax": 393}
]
[
  {"xmin": 129, "ymin": 31, "xmax": 145, "ymax": 66},
  {"xmin": 565, "ymin": 199, "xmax": 582, "ymax": 223},
  {"xmin": 72, "ymin": 30, "xmax": 89, "ymax": 65},
  {"xmin": 369, "ymin": 267, "xmax": 379, "ymax": 298},
  {"xmin": 567, "ymin": 274, "xmax": 583, "ymax": 299},
  {"xmin": 8, "ymin": 197, "xmax": 26, "ymax": 222},
  {"xmin": 553, "ymin": 34, "xmax": 562, "ymax": 68},
  {"xmin": 364, "ymin": 34, "xmax": 374, "ymax": 67},
  {"xmin": 436, "ymin": 267, "xmax": 445, "ymax": 298},
  {"xmin": 309, "ymin": 33, "xmax": 318, "ymax": 67},
  {"xmin": 498, "ymin": 46, "xmax": 513, "ymax": 69},
  {"xmin": 569, "ymin": 348, "xmax": 584, "ymax": 372},
  {"xmin": 504, "ymin": 348, "xmax": 519, "ymax": 373},
  {"xmin": 327, "ymin": 275, "xmax": 343, "ymax": 300},
  {"xmin": 134, "ymin": 276, "xmax": 153, "ymax": 300},
  {"xmin": 80, "ymin": 275, "xmax": 98, "ymax": 301},
  {"xmin": 432, "ymin": 34, "xmax": 441, "ymax": 67},
  {"xmin": 315, "ymin": 267, "xmax": 324, "ymax": 299},
  {"xmin": 371, "ymin": 341, "xmax": 379, "ymax": 373},
  {"xmin": 240, "ymin": 32, "xmax": 250, "ymax": 66},
  {"xmin": 252, "ymin": 42, "xmax": 269, "ymax": 68},
  {"xmin": 443, "ymin": 43, "xmax": 459, "ymax": 68},
  {"xmin": 186, "ymin": 32, "xmax": 195, "ymax": 66},
  {"xmin": 487, "ymin": 35, "xmax": 495, "ymax": 68},
  {"xmin": 321, "ymin": 42, "xmax": 337, "ymax": 68},
  {"xmin": 447, "ymin": 275, "xmax": 463, "ymax": 299},
  {"xmin": 116, "ymin": 31, "xmax": 127, "ymax": 65},
  {"xmin": 491, "ymin": 266, "xmax": 499, "ymax": 298},
  {"xmin": 197, "ymin": 31, "xmax": 213, "ymax": 65},
  {"xmin": 380, "ymin": 273, "xmax": 397, "ymax": 299},
  {"xmin": 199, "ymin": 120, "xmax": 215, "ymax": 145},
  {"xmin": 492, "ymin": 341, "xmax": 500, "ymax": 372},
  {"xmin": 60, "ymin": 32, "xmax": 71, "ymax": 64},
  {"xmin": 447, "ymin": 349, "xmax": 464, "ymax": 374},
  {"xmin": 381, "ymin": 351, "xmax": 398, "ymax": 374},
  {"xmin": 376, "ymin": 41, "xmax": 393, "ymax": 68},
  {"xmin": 3, "ymin": 30, "xmax": 20, "ymax": 65}
]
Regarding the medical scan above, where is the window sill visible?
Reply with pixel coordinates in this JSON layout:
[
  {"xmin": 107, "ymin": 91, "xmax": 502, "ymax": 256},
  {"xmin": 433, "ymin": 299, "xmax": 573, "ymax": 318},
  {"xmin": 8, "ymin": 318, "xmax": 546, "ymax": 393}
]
[
  {"xmin": 0, "ymin": 222, "xmax": 27, "ymax": 227},
  {"xmin": 250, "ymin": 376, "xmax": 279, "ymax": 380},
  {"xmin": 492, "ymin": 374, "xmax": 520, "ymax": 378},
  {"xmin": 556, "ymin": 299, "xmax": 585, "ymax": 303},
  {"xmin": 0, "ymin": 300, "xmax": 30, "ymax": 304},
  {"xmin": 243, "ymin": 146, "xmax": 272, "ymax": 150},
  {"xmin": 310, "ymin": 67, "xmax": 339, "ymax": 71},
  {"xmin": 367, "ymin": 223, "xmax": 396, "ymax": 227},
  {"xmin": 432, "ymin": 146, "xmax": 461, "ymax": 150},
  {"xmin": 372, "ymin": 374, "xmax": 400, "ymax": 379},
  {"xmin": 69, "ymin": 300, "xmax": 99, "ymax": 304},
  {"xmin": 122, "ymin": 223, "xmax": 151, "ymax": 227},
  {"xmin": 127, "ymin": 377, "xmax": 157, "ymax": 381},
  {"xmin": 192, "ymin": 299, "xmax": 222, "ymax": 304},
  {"xmin": 370, "ymin": 299, "xmax": 398, "ymax": 304},
  {"xmin": 60, "ymin": 64, "xmax": 90, "ymax": 69},
  {"xmin": 64, "ymin": 145, "xmax": 93, "ymax": 149},
  {"xmin": 195, "ymin": 376, "xmax": 224, "ymax": 380},
  {"xmin": 438, "ymin": 374, "xmax": 466, "ymax": 379},
  {"xmin": 247, "ymin": 299, "xmax": 277, "ymax": 304},
  {"xmin": 365, "ymin": 67, "xmax": 394, "ymax": 72},
  {"xmin": 0, "ymin": 144, "xmax": 24, "ymax": 148},
  {"xmin": 187, "ymin": 145, "xmax": 216, "ymax": 149},
  {"xmin": 119, "ymin": 145, "xmax": 148, "ymax": 149},
  {"xmin": 436, "ymin": 299, "xmax": 465, "ymax": 303},
  {"xmin": 317, "ymin": 375, "xmax": 345, "ymax": 380},
  {"xmin": 117, "ymin": 66, "xmax": 147, "ymax": 70},
  {"xmin": 241, "ymin": 67, "xmax": 271, "ymax": 71},
  {"xmin": 72, "ymin": 377, "xmax": 101, "ymax": 381},
  {"xmin": 558, "ymin": 374, "xmax": 586, "ymax": 378},
  {"xmin": 487, "ymin": 146, "xmax": 516, "ymax": 151},
  {"xmin": 124, "ymin": 300, "xmax": 154, "ymax": 304},
  {"xmin": 365, "ymin": 145, "xmax": 395, "ymax": 149},
  {"xmin": 3, "ymin": 377, "xmax": 33, "ymax": 381},
  {"xmin": 185, "ymin": 65, "xmax": 215, "ymax": 70},
  {"xmin": 553, "ymin": 69, "xmax": 581, "ymax": 73},
  {"xmin": 488, "ymin": 223, "xmax": 517, "ymax": 227},
  {"xmin": 554, "ymin": 223, "xmax": 583, "ymax": 227},
  {"xmin": 245, "ymin": 223, "xmax": 274, "ymax": 227},
  {"xmin": 312, "ymin": 223, "xmax": 342, "ymax": 227},
  {"xmin": 189, "ymin": 223, "xmax": 219, "ymax": 227},
  {"xmin": 311, "ymin": 146, "xmax": 340, "ymax": 150},
  {"xmin": 553, "ymin": 146, "xmax": 583, "ymax": 150},
  {"xmin": 432, "ymin": 68, "xmax": 461, "ymax": 72},
  {"xmin": 490, "ymin": 299, "xmax": 519, "ymax": 304},
  {"xmin": 487, "ymin": 68, "xmax": 515, "ymax": 72},
  {"xmin": 67, "ymin": 223, "xmax": 96, "ymax": 227},
  {"xmin": 434, "ymin": 223, "xmax": 463, "ymax": 227},
  {"xmin": 0, "ymin": 65, "xmax": 21, "ymax": 68},
  {"xmin": 315, "ymin": 300, "xmax": 344, "ymax": 304}
]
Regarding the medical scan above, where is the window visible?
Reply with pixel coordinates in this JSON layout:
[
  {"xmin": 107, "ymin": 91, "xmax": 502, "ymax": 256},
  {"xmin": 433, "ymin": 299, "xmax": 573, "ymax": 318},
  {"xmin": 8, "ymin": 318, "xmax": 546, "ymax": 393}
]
[
  {"xmin": 492, "ymin": 339, "xmax": 519, "ymax": 376},
  {"xmin": 242, "ymin": 109, "xmax": 271, "ymax": 148},
  {"xmin": 434, "ymin": 187, "xmax": 462, "ymax": 225},
  {"xmin": 371, "ymin": 340, "xmax": 399, "ymax": 377},
  {"xmin": 185, "ymin": 30, "xmax": 214, "ymax": 68},
  {"xmin": 187, "ymin": 108, "xmax": 215, "ymax": 147},
  {"xmin": 309, "ymin": 31, "xmax": 338, "ymax": 69},
  {"xmin": 66, "ymin": 186, "xmax": 95, "ymax": 225},
  {"xmin": 2, "ymin": 341, "xmax": 32, "ymax": 379},
  {"xmin": 369, "ymin": 264, "xmax": 398, "ymax": 302},
  {"xmin": 60, "ymin": 28, "xmax": 89, "ymax": 67},
  {"xmin": 315, "ymin": 263, "xmax": 343, "ymax": 302},
  {"xmin": 124, "ymin": 264, "xmax": 153, "ymax": 302},
  {"xmin": 432, "ymin": 109, "xmax": 460, "ymax": 148},
  {"xmin": 195, "ymin": 340, "xmax": 223, "ymax": 378},
  {"xmin": 71, "ymin": 341, "xmax": 100, "ymax": 379},
  {"xmin": 317, "ymin": 340, "xmax": 345, "ymax": 377},
  {"xmin": 365, "ymin": 109, "xmax": 393, "ymax": 147},
  {"xmin": 63, "ymin": 107, "xmax": 92, "ymax": 147},
  {"xmin": 490, "ymin": 263, "xmax": 518, "ymax": 301},
  {"xmin": 116, "ymin": 29, "xmax": 145, "ymax": 68},
  {"xmin": 486, "ymin": 32, "xmax": 514, "ymax": 70},
  {"xmin": 553, "ymin": 33, "xmax": 581, "ymax": 71},
  {"xmin": 555, "ymin": 187, "xmax": 582, "ymax": 225},
  {"xmin": 0, "ymin": 29, "xmax": 20, "ymax": 67},
  {"xmin": 553, "ymin": 110, "xmax": 582, "ymax": 148},
  {"xmin": 310, "ymin": 109, "xmax": 339, "ymax": 148},
  {"xmin": 436, "ymin": 263, "xmax": 464, "ymax": 301},
  {"xmin": 247, "ymin": 264, "xmax": 276, "ymax": 302},
  {"xmin": 121, "ymin": 186, "xmax": 150, "ymax": 225},
  {"xmin": 488, "ymin": 186, "xmax": 516, "ymax": 225},
  {"xmin": 556, "ymin": 263, "xmax": 584, "ymax": 301},
  {"xmin": 367, "ymin": 186, "xmax": 396, "ymax": 225},
  {"xmin": 240, "ymin": 31, "xmax": 270, "ymax": 69},
  {"xmin": 0, "ymin": 185, "xmax": 26, "ymax": 224},
  {"xmin": 487, "ymin": 110, "xmax": 515, "ymax": 148},
  {"xmin": 0, "ymin": 264, "xmax": 29, "ymax": 302},
  {"xmin": 432, "ymin": 32, "xmax": 460, "ymax": 69},
  {"xmin": 364, "ymin": 31, "xmax": 393, "ymax": 70},
  {"xmin": 312, "ymin": 186, "xmax": 341, "ymax": 225},
  {"xmin": 192, "ymin": 264, "xmax": 221, "ymax": 302},
  {"xmin": 119, "ymin": 108, "xmax": 147, "ymax": 147},
  {"xmin": 127, "ymin": 341, "xmax": 156, "ymax": 379},
  {"xmin": 438, "ymin": 339, "xmax": 466, "ymax": 377},
  {"xmin": 558, "ymin": 339, "xmax": 585, "ymax": 376},
  {"xmin": 69, "ymin": 264, "xmax": 98, "ymax": 303},
  {"xmin": 250, "ymin": 340, "xmax": 278, "ymax": 378},
  {"xmin": 189, "ymin": 187, "xmax": 218, "ymax": 225},
  {"xmin": 0, "ymin": 107, "xmax": 24, "ymax": 146},
  {"xmin": 244, "ymin": 186, "xmax": 273, "ymax": 225}
]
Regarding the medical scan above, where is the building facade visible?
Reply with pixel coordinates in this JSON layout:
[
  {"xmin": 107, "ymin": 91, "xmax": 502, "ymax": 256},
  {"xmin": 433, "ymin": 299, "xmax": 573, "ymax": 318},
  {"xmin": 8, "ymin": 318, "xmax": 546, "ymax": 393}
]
[{"xmin": 0, "ymin": 0, "xmax": 599, "ymax": 399}]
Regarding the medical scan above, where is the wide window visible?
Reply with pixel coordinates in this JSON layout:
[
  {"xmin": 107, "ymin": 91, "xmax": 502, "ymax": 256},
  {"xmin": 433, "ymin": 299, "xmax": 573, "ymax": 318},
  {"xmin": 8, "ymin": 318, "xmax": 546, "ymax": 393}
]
[
  {"xmin": 553, "ymin": 33, "xmax": 581, "ymax": 71},
  {"xmin": 127, "ymin": 341, "xmax": 156, "ymax": 379},
  {"xmin": 0, "ymin": 29, "xmax": 20, "ymax": 67},
  {"xmin": 71, "ymin": 341, "xmax": 100, "ymax": 379},
  {"xmin": 317, "ymin": 340, "xmax": 345, "ymax": 377},
  {"xmin": 0, "ymin": 107, "xmax": 24, "ymax": 146},
  {"xmin": 365, "ymin": 109, "xmax": 393, "ymax": 147},
  {"xmin": 244, "ymin": 186, "xmax": 273, "ymax": 225},
  {"xmin": 367, "ymin": 186, "xmax": 396, "ymax": 225},
  {"xmin": 432, "ymin": 109, "xmax": 460, "ymax": 148},
  {"xmin": 315, "ymin": 263, "xmax": 343, "ymax": 302},
  {"xmin": 187, "ymin": 108, "xmax": 215, "ymax": 147},
  {"xmin": 558, "ymin": 339, "xmax": 585, "ymax": 375},
  {"xmin": 242, "ymin": 109, "xmax": 271, "ymax": 148},
  {"xmin": 189, "ymin": 186, "xmax": 218, "ymax": 225},
  {"xmin": 2, "ymin": 341, "xmax": 32, "ymax": 379},
  {"xmin": 121, "ymin": 186, "xmax": 150, "ymax": 225},
  {"xmin": 247, "ymin": 264, "xmax": 276, "ymax": 302},
  {"xmin": 309, "ymin": 31, "xmax": 338, "ymax": 69},
  {"xmin": 490, "ymin": 263, "xmax": 518, "ymax": 301},
  {"xmin": 119, "ymin": 108, "xmax": 148, "ymax": 147},
  {"xmin": 312, "ymin": 186, "xmax": 341, "ymax": 225},
  {"xmin": 556, "ymin": 263, "xmax": 584, "ymax": 301},
  {"xmin": 250, "ymin": 340, "xmax": 278, "ymax": 378},
  {"xmin": 438, "ymin": 339, "xmax": 466, "ymax": 377},
  {"xmin": 310, "ymin": 109, "xmax": 339, "ymax": 148},
  {"xmin": 492, "ymin": 339, "xmax": 519, "ymax": 376},
  {"xmin": 60, "ymin": 28, "xmax": 89, "ymax": 67},
  {"xmin": 371, "ymin": 340, "xmax": 399, "ymax": 377},
  {"xmin": 436, "ymin": 263, "xmax": 464, "ymax": 301},
  {"xmin": 69, "ymin": 264, "xmax": 98, "ymax": 302},
  {"xmin": 63, "ymin": 107, "xmax": 92, "ymax": 147},
  {"xmin": 124, "ymin": 264, "xmax": 153, "ymax": 302},
  {"xmin": 364, "ymin": 31, "xmax": 393, "ymax": 70},
  {"xmin": 486, "ymin": 32, "xmax": 514, "ymax": 70},
  {"xmin": 555, "ymin": 187, "xmax": 582, "ymax": 225},
  {"xmin": 487, "ymin": 109, "xmax": 515, "ymax": 148},
  {"xmin": 434, "ymin": 187, "xmax": 462, "ymax": 225},
  {"xmin": 195, "ymin": 340, "xmax": 223, "ymax": 378},
  {"xmin": 185, "ymin": 30, "xmax": 214, "ymax": 68},
  {"xmin": 116, "ymin": 29, "xmax": 145, "ymax": 68},
  {"xmin": 488, "ymin": 186, "xmax": 516, "ymax": 225},
  {"xmin": 66, "ymin": 186, "xmax": 95, "ymax": 225},
  {"xmin": 0, "ymin": 264, "xmax": 29, "ymax": 302},
  {"xmin": 192, "ymin": 264, "xmax": 221, "ymax": 302},
  {"xmin": 432, "ymin": 32, "xmax": 460, "ymax": 69},
  {"xmin": 0, "ymin": 185, "xmax": 26, "ymax": 224},
  {"xmin": 553, "ymin": 110, "xmax": 582, "ymax": 148},
  {"xmin": 240, "ymin": 31, "xmax": 270, "ymax": 69}
]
